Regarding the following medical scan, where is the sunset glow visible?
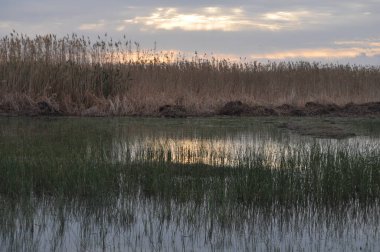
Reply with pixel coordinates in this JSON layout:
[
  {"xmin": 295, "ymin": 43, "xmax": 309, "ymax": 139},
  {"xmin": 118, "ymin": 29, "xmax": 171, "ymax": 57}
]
[
  {"xmin": 251, "ymin": 45, "xmax": 380, "ymax": 60},
  {"xmin": 0, "ymin": 1, "xmax": 379, "ymax": 64},
  {"xmin": 126, "ymin": 7, "xmax": 319, "ymax": 32}
]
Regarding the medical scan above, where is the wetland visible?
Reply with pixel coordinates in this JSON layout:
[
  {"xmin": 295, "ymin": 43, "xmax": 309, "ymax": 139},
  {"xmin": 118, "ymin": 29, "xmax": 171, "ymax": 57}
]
[{"xmin": 1, "ymin": 116, "xmax": 380, "ymax": 251}]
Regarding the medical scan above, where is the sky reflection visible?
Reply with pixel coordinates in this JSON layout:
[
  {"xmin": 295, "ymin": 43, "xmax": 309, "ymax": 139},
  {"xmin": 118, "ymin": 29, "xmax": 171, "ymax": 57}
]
[{"xmin": 109, "ymin": 132, "xmax": 380, "ymax": 168}]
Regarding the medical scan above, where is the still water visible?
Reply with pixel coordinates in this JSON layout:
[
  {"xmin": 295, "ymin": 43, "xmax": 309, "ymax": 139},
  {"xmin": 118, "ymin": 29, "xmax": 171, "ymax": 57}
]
[{"xmin": 1, "ymin": 117, "xmax": 380, "ymax": 251}]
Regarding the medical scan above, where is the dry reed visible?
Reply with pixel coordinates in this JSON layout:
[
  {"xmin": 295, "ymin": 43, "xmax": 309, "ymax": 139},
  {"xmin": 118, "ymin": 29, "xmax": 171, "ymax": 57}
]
[{"xmin": 1, "ymin": 32, "xmax": 380, "ymax": 116}]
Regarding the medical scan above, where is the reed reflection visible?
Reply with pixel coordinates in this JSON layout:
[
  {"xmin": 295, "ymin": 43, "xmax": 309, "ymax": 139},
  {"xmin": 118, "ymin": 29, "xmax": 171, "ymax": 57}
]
[{"xmin": 110, "ymin": 132, "xmax": 380, "ymax": 168}]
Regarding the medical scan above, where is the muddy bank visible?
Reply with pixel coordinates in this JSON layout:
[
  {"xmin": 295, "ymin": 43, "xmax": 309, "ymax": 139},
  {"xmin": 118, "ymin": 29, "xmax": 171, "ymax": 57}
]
[
  {"xmin": 219, "ymin": 101, "xmax": 278, "ymax": 116},
  {"xmin": 158, "ymin": 105, "xmax": 187, "ymax": 118},
  {"xmin": 0, "ymin": 99, "xmax": 63, "ymax": 117},
  {"xmin": 1, "ymin": 98, "xmax": 380, "ymax": 117},
  {"xmin": 219, "ymin": 101, "xmax": 380, "ymax": 117}
]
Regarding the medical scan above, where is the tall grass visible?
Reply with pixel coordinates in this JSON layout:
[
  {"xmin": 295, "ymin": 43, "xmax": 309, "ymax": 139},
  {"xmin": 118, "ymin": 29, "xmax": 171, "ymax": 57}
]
[{"xmin": 1, "ymin": 32, "xmax": 380, "ymax": 115}]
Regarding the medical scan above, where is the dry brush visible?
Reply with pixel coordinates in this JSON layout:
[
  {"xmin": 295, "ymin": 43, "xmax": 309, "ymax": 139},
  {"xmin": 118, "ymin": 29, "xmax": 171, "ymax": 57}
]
[{"xmin": 1, "ymin": 32, "xmax": 380, "ymax": 116}]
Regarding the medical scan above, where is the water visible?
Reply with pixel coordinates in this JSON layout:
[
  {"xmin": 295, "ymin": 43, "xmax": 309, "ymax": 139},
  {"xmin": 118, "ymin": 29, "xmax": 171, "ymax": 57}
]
[{"xmin": 1, "ymin": 117, "xmax": 380, "ymax": 251}]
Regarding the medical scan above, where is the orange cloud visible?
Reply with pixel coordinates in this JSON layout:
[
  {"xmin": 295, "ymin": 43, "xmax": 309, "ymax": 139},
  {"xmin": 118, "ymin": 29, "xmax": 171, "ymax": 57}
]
[
  {"xmin": 79, "ymin": 20, "xmax": 105, "ymax": 31},
  {"xmin": 251, "ymin": 46, "xmax": 380, "ymax": 60}
]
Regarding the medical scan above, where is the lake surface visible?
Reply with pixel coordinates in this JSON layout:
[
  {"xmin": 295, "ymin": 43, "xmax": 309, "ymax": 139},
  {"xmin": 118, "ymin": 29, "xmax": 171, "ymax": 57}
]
[{"xmin": 1, "ymin": 117, "xmax": 380, "ymax": 251}]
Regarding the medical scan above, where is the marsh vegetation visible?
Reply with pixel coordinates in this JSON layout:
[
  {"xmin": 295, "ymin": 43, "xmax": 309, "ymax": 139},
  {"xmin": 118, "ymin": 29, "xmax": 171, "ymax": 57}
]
[
  {"xmin": 1, "ymin": 117, "xmax": 380, "ymax": 251},
  {"xmin": 1, "ymin": 32, "xmax": 380, "ymax": 116}
]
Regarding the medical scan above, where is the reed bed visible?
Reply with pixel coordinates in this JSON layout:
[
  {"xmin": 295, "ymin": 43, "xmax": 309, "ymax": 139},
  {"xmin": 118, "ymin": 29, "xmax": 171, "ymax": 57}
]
[{"xmin": 1, "ymin": 32, "xmax": 380, "ymax": 116}]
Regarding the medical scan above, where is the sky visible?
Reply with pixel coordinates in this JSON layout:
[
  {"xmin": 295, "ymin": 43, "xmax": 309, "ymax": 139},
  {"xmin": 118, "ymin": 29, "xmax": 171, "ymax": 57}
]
[{"xmin": 1, "ymin": 0, "xmax": 380, "ymax": 64}]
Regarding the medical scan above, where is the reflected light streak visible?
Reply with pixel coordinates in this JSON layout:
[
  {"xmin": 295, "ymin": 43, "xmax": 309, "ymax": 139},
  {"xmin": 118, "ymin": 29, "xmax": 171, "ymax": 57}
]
[
  {"xmin": 112, "ymin": 136, "xmax": 288, "ymax": 167},
  {"xmin": 108, "ymin": 134, "xmax": 380, "ymax": 168}
]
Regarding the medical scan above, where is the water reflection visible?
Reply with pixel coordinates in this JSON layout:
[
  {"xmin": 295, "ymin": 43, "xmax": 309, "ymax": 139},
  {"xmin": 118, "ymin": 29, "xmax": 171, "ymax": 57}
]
[
  {"xmin": 1, "ymin": 117, "xmax": 380, "ymax": 251},
  {"xmin": 110, "ymin": 132, "xmax": 380, "ymax": 168},
  {"xmin": 2, "ymin": 198, "xmax": 379, "ymax": 251},
  {"xmin": 2, "ymin": 117, "xmax": 380, "ymax": 168}
]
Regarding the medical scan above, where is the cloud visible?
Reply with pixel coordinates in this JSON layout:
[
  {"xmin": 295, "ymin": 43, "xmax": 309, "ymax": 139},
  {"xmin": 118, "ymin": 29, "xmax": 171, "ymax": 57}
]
[
  {"xmin": 79, "ymin": 20, "xmax": 105, "ymax": 31},
  {"xmin": 251, "ymin": 42, "xmax": 380, "ymax": 60},
  {"xmin": 334, "ymin": 39, "xmax": 380, "ymax": 48},
  {"xmin": 0, "ymin": 21, "xmax": 11, "ymax": 29},
  {"xmin": 1, "ymin": 1, "xmax": 380, "ymax": 64},
  {"xmin": 123, "ymin": 7, "xmax": 328, "ymax": 32},
  {"xmin": 261, "ymin": 10, "xmax": 334, "ymax": 30},
  {"xmin": 125, "ymin": 7, "xmax": 251, "ymax": 31}
]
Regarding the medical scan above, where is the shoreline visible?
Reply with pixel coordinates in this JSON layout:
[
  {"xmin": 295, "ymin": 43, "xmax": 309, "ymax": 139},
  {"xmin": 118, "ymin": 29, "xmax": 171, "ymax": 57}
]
[{"xmin": 1, "ymin": 100, "xmax": 380, "ymax": 118}]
